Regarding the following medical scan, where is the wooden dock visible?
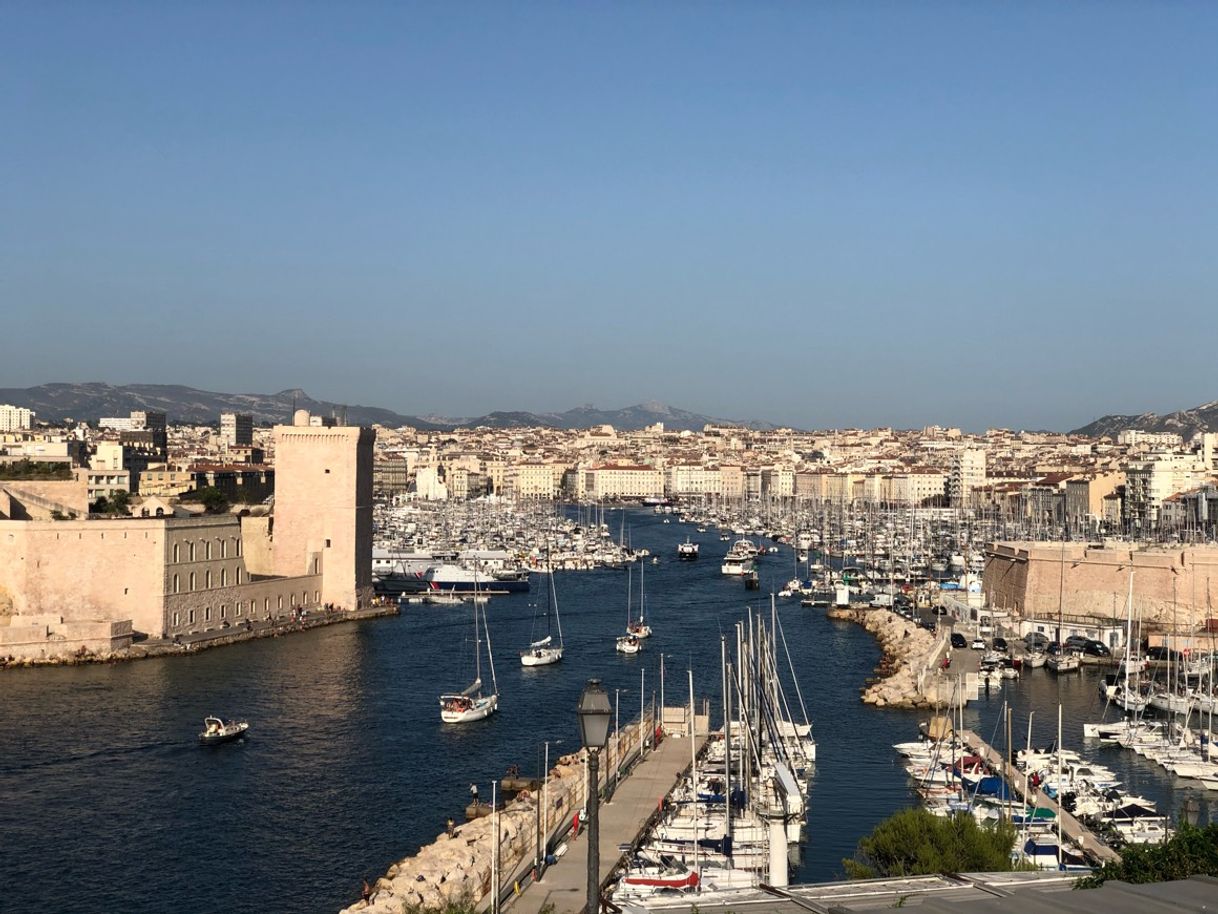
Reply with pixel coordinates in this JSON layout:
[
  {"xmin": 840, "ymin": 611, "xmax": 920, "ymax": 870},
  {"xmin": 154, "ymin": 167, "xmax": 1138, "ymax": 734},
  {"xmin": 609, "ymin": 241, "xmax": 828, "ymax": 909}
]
[{"xmin": 958, "ymin": 729, "xmax": 1120, "ymax": 865}]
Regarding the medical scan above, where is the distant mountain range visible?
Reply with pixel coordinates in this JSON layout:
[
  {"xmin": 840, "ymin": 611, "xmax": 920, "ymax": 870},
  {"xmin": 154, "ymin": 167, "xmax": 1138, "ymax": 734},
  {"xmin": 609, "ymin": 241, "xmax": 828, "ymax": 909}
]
[
  {"xmin": 0, "ymin": 383, "xmax": 769, "ymax": 432},
  {"xmin": 1072, "ymin": 398, "xmax": 1218, "ymax": 439}
]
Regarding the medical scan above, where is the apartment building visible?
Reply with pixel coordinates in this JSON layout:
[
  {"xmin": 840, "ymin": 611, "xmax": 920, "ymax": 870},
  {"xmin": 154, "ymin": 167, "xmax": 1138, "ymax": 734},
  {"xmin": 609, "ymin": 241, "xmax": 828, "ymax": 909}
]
[
  {"xmin": 0, "ymin": 405, "xmax": 34, "ymax": 431},
  {"xmin": 582, "ymin": 463, "xmax": 664, "ymax": 500}
]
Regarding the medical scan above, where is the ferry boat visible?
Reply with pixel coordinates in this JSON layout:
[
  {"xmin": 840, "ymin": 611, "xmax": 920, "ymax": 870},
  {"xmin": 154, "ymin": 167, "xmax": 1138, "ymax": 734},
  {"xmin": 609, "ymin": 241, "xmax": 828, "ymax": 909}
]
[{"xmin": 677, "ymin": 539, "xmax": 699, "ymax": 560}]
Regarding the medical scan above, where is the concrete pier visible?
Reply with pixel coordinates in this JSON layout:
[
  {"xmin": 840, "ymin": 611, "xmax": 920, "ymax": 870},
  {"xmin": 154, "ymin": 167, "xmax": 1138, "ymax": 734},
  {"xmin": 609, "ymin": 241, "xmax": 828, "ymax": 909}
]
[
  {"xmin": 506, "ymin": 725, "xmax": 707, "ymax": 914},
  {"xmin": 342, "ymin": 708, "xmax": 708, "ymax": 914},
  {"xmin": 958, "ymin": 729, "xmax": 1121, "ymax": 865}
]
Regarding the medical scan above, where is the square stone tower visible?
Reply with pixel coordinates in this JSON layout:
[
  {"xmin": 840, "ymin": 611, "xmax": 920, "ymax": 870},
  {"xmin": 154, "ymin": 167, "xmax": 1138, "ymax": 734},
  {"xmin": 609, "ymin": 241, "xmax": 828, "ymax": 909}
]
[{"xmin": 272, "ymin": 410, "xmax": 374, "ymax": 609}]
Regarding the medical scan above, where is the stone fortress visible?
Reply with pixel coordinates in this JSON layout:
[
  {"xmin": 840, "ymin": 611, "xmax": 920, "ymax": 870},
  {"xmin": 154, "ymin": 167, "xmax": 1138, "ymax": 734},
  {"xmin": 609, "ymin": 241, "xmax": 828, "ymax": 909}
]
[{"xmin": 0, "ymin": 410, "xmax": 373, "ymax": 661}]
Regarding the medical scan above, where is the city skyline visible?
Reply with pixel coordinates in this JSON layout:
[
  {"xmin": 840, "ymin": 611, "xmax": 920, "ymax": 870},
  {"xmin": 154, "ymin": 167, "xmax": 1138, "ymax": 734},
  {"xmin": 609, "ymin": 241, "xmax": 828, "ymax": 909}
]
[{"xmin": 5, "ymin": 3, "xmax": 1217, "ymax": 430}]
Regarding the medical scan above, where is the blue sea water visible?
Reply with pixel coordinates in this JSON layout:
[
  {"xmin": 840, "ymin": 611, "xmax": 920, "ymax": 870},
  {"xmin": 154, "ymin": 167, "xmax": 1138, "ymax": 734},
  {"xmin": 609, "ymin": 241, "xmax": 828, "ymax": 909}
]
[{"xmin": 1, "ymin": 508, "xmax": 1212, "ymax": 913}]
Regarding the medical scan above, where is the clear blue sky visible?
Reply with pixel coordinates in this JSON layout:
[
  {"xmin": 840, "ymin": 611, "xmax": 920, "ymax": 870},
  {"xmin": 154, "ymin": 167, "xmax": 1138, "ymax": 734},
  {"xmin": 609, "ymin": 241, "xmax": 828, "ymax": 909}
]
[{"xmin": 4, "ymin": 2, "xmax": 1216, "ymax": 430}]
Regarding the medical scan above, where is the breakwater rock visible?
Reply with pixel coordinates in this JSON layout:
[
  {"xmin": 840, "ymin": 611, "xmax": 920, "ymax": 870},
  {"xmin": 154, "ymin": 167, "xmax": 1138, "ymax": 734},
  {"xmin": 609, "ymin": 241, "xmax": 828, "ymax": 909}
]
[
  {"xmin": 341, "ymin": 752, "xmax": 587, "ymax": 913},
  {"xmin": 835, "ymin": 609, "xmax": 945, "ymax": 710}
]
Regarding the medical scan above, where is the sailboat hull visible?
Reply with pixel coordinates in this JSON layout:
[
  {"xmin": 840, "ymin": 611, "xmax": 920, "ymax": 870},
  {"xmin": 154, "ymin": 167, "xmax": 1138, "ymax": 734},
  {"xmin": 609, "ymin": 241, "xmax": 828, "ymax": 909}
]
[
  {"xmin": 440, "ymin": 694, "xmax": 499, "ymax": 723},
  {"xmin": 521, "ymin": 647, "xmax": 563, "ymax": 667}
]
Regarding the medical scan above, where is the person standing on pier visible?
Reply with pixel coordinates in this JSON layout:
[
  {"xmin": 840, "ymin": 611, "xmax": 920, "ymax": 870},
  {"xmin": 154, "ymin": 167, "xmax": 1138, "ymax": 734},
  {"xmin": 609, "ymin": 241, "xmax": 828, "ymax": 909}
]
[{"xmin": 470, "ymin": 783, "xmax": 479, "ymax": 808}]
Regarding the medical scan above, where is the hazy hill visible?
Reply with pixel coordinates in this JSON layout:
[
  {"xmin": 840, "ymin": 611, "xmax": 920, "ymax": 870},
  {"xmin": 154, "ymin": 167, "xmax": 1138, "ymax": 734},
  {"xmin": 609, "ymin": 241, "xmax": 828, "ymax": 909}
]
[
  {"xmin": 1072, "ymin": 398, "xmax": 1218, "ymax": 438},
  {"xmin": 0, "ymin": 383, "xmax": 767, "ymax": 431}
]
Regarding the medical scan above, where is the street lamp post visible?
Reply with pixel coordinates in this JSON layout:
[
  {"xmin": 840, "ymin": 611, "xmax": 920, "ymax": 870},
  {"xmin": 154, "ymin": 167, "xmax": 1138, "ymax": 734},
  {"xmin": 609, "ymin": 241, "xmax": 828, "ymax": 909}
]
[{"xmin": 577, "ymin": 679, "xmax": 612, "ymax": 914}]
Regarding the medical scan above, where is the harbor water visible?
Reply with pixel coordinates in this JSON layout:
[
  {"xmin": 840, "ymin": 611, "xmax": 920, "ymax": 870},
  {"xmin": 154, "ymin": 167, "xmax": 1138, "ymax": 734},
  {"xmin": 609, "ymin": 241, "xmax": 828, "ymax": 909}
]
[{"xmin": 1, "ymin": 508, "xmax": 1213, "ymax": 913}]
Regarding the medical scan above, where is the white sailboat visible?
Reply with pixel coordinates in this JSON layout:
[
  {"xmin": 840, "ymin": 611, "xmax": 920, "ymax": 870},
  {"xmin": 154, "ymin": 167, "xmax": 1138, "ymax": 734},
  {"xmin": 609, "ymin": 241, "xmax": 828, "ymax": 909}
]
[
  {"xmin": 521, "ymin": 560, "xmax": 563, "ymax": 667},
  {"xmin": 617, "ymin": 565, "xmax": 644, "ymax": 654},
  {"xmin": 627, "ymin": 558, "xmax": 653, "ymax": 639},
  {"xmin": 440, "ymin": 569, "xmax": 499, "ymax": 723}
]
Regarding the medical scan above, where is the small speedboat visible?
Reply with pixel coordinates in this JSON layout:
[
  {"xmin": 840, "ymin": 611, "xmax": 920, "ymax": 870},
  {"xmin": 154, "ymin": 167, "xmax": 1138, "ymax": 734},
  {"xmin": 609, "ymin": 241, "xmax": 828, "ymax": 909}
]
[{"xmin": 199, "ymin": 716, "xmax": 249, "ymax": 745}]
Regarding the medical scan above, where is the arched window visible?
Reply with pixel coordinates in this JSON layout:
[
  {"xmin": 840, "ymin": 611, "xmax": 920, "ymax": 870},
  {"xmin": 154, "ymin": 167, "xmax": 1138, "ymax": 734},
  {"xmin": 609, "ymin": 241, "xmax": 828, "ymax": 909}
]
[
  {"xmin": 173, "ymin": 544, "xmax": 180, "ymax": 563},
  {"xmin": 205, "ymin": 541, "xmax": 212, "ymax": 560},
  {"xmin": 188, "ymin": 542, "xmax": 195, "ymax": 561},
  {"xmin": 205, "ymin": 570, "xmax": 212, "ymax": 588},
  {"xmin": 189, "ymin": 572, "xmax": 196, "ymax": 592},
  {"xmin": 236, "ymin": 567, "xmax": 242, "ymax": 585},
  {"xmin": 220, "ymin": 568, "xmax": 227, "ymax": 587},
  {"xmin": 173, "ymin": 574, "xmax": 179, "ymax": 594},
  {"xmin": 277, "ymin": 595, "xmax": 283, "ymax": 611},
  {"xmin": 155, "ymin": 507, "xmax": 164, "ymax": 517}
]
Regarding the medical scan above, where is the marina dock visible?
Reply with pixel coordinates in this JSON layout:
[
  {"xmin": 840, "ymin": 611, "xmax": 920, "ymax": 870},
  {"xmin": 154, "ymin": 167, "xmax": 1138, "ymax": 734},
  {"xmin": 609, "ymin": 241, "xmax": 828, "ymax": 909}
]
[{"xmin": 958, "ymin": 729, "xmax": 1121, "ymax": 866}]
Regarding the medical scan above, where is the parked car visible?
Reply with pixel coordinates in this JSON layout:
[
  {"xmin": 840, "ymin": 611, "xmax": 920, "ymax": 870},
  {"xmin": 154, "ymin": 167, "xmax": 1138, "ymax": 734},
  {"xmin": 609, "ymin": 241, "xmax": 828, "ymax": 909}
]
[
  {"xmin": 1065, "ymin": 635, "xmax": 1090, "ymax": 651},
  {"xmin": 950, "ymin": 632, "xmax": 968, "ymax": 649},
  {"xmin": 933, "ymin": 606, "xmax": 949, "ymax": 616},
  {"xmin": 1146, "ymin": 645, "xmax": 1181, "ymax": 662},
  {"xmin": 992, "ymin": 637, "xmax": 1008, "ymax": 652},
  {"xmin": 920, "ymin": 619, "xmax": 936, "ymax": 632},
  {"xmin": 1082, "ymin": 639, "xmax": 1111, "ymax": 657},
  {"xmin": 970, "ymin": 637, "xmax": 985, "ymax": 650},
  {"xmin": 1046, "ymin": 641, "xmax": 1063, "ymax": 656},
  {"xmin": 1025, "ymin": 632, "xmax": 1050, "ymax": 649}
]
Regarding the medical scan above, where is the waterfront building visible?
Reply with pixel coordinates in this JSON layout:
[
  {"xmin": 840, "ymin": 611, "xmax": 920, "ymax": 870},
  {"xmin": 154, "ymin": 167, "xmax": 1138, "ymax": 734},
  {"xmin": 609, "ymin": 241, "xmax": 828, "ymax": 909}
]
[
  {"xmin": 0, "ymin": 410, "xmax": 374, "ymax": 658},
  {"xmin": 0, "ymin": 405, "xmax": 34, "ymax": 431},
  {"xmin": 506, "ymin": 461, "xmax": 558, "ymax": 500},
  {"xmin": 666, "ymin": 462, "xmax": 722, "ymax": 497},
  {"xmin": 372, "ymin": 456, "xmax": 409, "ymax": 497},
  {"xmin": 582, "ymin": 463, "xmax": 664, "ymax": 500}
]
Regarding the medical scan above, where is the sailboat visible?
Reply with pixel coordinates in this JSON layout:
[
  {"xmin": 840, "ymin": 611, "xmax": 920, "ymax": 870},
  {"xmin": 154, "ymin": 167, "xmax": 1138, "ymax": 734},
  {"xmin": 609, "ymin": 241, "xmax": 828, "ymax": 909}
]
[
  {"xmin": 521, "ymin": 559, "xmax": 564, "ymax": 667},
  {"xmin": 440, "ymin": 568, "xmax": 499, "ymax": 723},
  {"xmin": 628, "ymin": 559, "xmax": 653, "ymax": 639},
  {"xmin": 617, "ymin": 565, "xmax": 644, "ymax": 654}
]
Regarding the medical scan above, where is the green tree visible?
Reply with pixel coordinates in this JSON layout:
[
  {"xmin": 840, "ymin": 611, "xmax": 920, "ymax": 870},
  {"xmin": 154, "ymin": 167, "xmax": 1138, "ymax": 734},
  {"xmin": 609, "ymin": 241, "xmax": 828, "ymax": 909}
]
[
  {"xmin": 1076, "ymin": 822, "xmax": 1218, "ymax": 889},
  {"xmin": 198, "ymin": 487, "xmax": 229, "ymax": 514},
  {"xmin": 844, "ymin": 808, "xmax": 1023, "ymax": 879}
]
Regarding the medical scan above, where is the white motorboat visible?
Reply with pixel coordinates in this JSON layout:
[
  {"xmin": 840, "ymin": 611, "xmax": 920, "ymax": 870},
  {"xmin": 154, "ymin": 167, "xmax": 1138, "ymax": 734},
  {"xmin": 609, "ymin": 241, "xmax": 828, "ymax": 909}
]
[
  {"xmin": 1046, "ymin": 652, "xmax": 1081, "ymax": 674},
  {"xmin": 199, "ymin": 716, "xmax": 248, "ymax": 745}
]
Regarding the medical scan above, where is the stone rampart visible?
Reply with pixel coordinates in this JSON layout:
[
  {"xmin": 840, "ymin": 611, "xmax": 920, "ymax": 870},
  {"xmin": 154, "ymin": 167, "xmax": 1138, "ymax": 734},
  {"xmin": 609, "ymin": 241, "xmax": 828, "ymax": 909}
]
[{"xmin": 984, "ymin": 541, "xmax": 1218, "ymax": 627}]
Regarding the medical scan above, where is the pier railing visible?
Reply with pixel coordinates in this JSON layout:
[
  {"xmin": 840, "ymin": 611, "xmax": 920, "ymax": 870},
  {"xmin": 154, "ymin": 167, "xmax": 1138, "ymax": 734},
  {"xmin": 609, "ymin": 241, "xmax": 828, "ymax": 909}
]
[{"xmin": 488, "ymin": 709, "xmax": 658, "ymax": 913}]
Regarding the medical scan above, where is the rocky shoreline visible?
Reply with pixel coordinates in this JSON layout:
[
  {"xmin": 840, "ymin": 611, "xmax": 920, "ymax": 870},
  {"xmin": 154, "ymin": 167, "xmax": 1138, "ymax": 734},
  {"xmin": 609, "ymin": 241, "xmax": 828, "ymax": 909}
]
[
  {"xmin": 827, "ymin": 606, "xmax": 947, "ymax": 710},
  {"xmin": 0, "ymin": 605, "xmax": 398, "ymax": 671},
  {"xmin": 342, "ymin": 750, "xmax": 588, "ymax": 913},
  {"xmin": 341, "ymin": 716, "xmax": 652, "ymax": 913}
]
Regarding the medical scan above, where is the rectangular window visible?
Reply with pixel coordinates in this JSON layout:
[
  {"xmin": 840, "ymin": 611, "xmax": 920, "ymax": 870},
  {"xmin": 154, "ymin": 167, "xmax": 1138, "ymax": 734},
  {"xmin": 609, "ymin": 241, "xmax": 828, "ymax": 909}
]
[
  {"xmin": 236, "ymin": 603, "xmax": 243, "ymax": 617},
  {"xmin": 325, "ymin": 539, "xmax": 331, "ymax": 548},
  {"xmin": 173, "ymin": 612, "xmax": 180, "ymax": 626},
  {"xmin": 188, "ymin": 609, "xmax": 195, "ymax": 624},
  {"xmin": 204, "ymin": 607, "xmax": 211, "ymax": 622},
  {"xmin": 220, "ymin": 605, "xmax": 227, "ymax": 619}
]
